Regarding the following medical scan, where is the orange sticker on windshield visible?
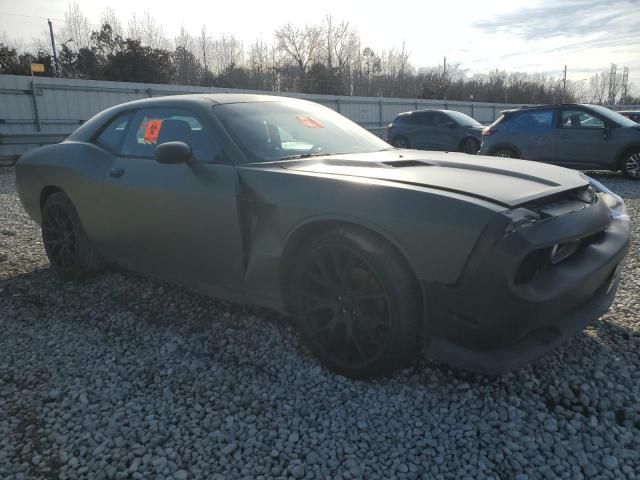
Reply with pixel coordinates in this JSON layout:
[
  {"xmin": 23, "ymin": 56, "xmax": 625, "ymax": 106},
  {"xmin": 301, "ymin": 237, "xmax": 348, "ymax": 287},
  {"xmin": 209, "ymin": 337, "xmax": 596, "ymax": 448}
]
[
  {"xmin": 143, "ymin": 119, "xmax": 163, "ymax": 143},
  {"xmin": 296, "ymin": 115, "xmax": 324, "ymax": 128}
]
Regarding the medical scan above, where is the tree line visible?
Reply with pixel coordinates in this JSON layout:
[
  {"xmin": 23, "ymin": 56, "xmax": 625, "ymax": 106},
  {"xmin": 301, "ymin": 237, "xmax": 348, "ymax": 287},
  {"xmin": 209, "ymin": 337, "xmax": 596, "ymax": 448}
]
[{"xmin": 1, "ymin": 4, "xmax": 637, "ymax": 105}]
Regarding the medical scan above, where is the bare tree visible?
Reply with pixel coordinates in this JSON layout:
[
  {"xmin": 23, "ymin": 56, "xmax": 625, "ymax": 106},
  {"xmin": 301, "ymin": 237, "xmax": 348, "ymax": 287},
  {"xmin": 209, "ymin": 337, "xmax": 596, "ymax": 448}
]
[
  {"xmin": 174, "ymin": 25, "xmax": 195, "ymax": 52},
  {"xmin": 100, "ymin": 7, "xmax": 124, "ymax": 38},
  {"xmin": 211, "ymin": 34, "xmax": 243, "ymax": 74},
  {"xmin": 248, "ymin": 39, "xmax": 276, "ymax": 89},
  {"xmin": 140, "ymin": 11, "xmax": 170, "ymax": 50},
  {"xmin": 321, "ymin": 16, "xmax": 359, "ymax": 74},
  {"xmin": 58, "ymin": 2, "xmax": 92, "ymax": 49},
  {"xmin": 587, "ymin": 72, "xmax": 609, "ymax": 104},
  {"xmin": 127, "ymin": 13, "xmax": 143, "ymax": 43},
  {"xmin": 275, "ymin": 23, "xmax": 322, "ymax": 74}
]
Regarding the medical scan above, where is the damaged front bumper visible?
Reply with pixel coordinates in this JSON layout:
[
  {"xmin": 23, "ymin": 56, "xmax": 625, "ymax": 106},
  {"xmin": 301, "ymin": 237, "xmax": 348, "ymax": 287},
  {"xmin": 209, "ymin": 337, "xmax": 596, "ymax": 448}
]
[{"xmin": 424, "ymin": 181, "xmax": 631, "ymax": 375}]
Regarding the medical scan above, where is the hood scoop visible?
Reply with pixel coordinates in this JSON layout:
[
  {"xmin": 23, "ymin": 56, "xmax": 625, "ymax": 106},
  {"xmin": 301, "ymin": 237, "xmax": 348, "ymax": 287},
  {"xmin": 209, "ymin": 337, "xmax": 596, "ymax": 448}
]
[
  {"xmin": 279, "ymin": 150, "xmax": 590, "ymax": 208},
  {"xmin": 382, "ymin": 160, "xmax": 432, "ymax": 168}
]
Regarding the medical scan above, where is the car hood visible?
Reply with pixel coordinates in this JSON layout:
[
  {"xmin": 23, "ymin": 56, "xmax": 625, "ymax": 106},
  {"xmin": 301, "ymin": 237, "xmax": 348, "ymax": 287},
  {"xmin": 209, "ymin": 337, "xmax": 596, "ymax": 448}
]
[{"xmin": 278, "ymin": 149, "xmax": 589, "ymax": 207}]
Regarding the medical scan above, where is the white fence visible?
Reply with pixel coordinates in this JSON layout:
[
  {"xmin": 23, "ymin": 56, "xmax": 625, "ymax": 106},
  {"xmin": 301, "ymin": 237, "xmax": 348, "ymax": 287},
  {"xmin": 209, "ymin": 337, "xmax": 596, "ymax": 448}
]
[{"xmin": 0, "ymin": 73, "xmax": 636, "ymax": 160}]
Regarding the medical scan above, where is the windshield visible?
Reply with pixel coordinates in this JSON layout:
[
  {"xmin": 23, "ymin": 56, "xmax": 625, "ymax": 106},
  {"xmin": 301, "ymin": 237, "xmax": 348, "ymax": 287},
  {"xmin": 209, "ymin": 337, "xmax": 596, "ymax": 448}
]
[
  {"xmin": 213, "ymin": 100, "xmax": 390, "ymax": 162},
  {"xmin": 446, "ymin": 110, "xmax": 482, "ymax": 127},
  {"xmin": 588, "ymin": 105, "xmax": 637, "ymax": 127}
]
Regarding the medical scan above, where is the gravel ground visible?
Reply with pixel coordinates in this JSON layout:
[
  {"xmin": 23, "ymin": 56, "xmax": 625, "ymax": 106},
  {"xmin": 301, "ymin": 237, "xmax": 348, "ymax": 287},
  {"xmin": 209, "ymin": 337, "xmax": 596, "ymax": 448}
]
[{"xmin": 1, "ymin": 167, "xmax": 639, "ymax": 480}]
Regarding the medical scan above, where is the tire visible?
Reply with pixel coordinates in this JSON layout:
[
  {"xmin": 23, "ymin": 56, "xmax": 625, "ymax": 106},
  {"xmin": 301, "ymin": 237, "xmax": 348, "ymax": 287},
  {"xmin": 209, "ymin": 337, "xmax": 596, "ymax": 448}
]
[
  {"xmin": 459, "ymin": 138, "xmax": 479, "ymax": 155},
  {"xmin": 493, "ymin": 148, "xmax": 518, "ymax": 159},
  {"xmin": 41, "ymin": 192, "xmax": 105, "ymax": 279},
  {"xmin": 620, "ymin": 149, "xmax": 640, "ymax": 179},
  {"xmin": 287, "ymin": 226, "xmax": 422, "ymax": 379},
  {"xmin": 392, "ymin": 136, "xmax": 410, "ymax": 149}
]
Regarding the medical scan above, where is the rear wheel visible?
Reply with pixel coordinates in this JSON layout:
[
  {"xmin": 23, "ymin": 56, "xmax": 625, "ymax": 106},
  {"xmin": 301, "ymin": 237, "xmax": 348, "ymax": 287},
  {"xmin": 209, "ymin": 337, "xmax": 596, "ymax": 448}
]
[
  {"xmin": 621, "ymin": 149, "xmax": 640, "ymax": 179},
  {"xmin": 392, "ymin": 136, "xmax": 410, "ymax": 148},
  {"xmin": 493, "ymin": 148, "xmax": 518, "ymax": 158},
  {"xmin": 459, "ymin": 138, "xmax": 479, "ymax": 154},
  {"xmin": 41, "ymin": 192, "xmax": 105, "ymax": 279},
  {"xmin": 288, "ymin": 226, "xmax": 422, "ymax": 379}
]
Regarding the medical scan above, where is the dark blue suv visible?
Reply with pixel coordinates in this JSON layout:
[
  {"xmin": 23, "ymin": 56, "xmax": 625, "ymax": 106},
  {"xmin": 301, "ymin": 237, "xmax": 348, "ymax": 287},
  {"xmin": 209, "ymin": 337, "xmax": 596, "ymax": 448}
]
[
  {"xmin": 386, "ymin": 109, "xmax": 484, "ymax": 154},
  {"xmin": 479, "ymin": 104, "xmax": 640, "ymax": 179}
]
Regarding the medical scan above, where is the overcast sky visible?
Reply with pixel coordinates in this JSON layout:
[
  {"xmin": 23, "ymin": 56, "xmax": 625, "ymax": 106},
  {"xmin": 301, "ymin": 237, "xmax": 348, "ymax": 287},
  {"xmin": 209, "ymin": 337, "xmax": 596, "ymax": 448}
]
[{"xmin": 1, "ymin": 0, "xmax": 639, "ymax": 84}]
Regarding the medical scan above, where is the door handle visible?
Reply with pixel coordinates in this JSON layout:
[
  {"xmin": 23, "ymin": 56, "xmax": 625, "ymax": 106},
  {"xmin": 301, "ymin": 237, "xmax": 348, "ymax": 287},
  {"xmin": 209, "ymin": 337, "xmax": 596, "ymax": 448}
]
[{"xmin": 109, "ymin": 167, "xmax": 125, "ymax": 178}]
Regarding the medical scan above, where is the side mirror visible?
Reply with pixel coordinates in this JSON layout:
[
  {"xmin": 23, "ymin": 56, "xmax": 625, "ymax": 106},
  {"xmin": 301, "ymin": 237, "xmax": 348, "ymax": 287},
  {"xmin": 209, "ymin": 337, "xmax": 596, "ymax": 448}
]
[
  {"xmin": 602, "ymin": 126, "xmax": 612, "ymax": 141},
  {"xmin": 154, "ymin": 141, "xmax": 192, "ymax": 164}
]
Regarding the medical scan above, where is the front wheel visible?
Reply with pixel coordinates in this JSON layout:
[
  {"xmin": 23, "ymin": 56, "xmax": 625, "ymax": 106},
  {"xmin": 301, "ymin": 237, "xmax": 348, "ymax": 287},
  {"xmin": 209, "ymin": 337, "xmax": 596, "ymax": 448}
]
[
  {"xmin": 621, "ymin": 149, "xmax": 640, "ymax": 179},
  {"xmin": 391, "ymin": 136, "xmax": 410, "ymax": 149},
  {"xmin": 493, "ymin": 148, "xmax": 518, "ymax": 159},
  {"xmin": 459, "ymin": 138, "xmax": 479, "ymax": 154},
  {"xmin": 41, "ymin": 192, "xmax": 105, "ymax": 279},
  {"xmin": 288, "ymin": 226, "xmax": 422, "ymax": 379}
]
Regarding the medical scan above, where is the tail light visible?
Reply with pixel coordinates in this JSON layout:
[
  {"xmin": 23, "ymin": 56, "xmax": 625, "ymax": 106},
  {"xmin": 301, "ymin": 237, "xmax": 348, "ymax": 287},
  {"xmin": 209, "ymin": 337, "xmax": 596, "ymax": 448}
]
[{"xmin": 482, "ymin": 127, "xmax": 496, "ymax": 137}]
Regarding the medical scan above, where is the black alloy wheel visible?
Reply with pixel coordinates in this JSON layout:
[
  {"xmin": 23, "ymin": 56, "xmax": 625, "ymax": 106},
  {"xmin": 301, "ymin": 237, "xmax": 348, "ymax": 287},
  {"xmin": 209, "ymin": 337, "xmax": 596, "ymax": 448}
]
[
  {"xmin": 41, "ymin": 192, "xmax": 105, "ymax": 278},
  {"xmin": 289, "ymin": 227, "xmax": 421, "ymax": 379},
  {"xmin": 297, "ymin": 244, "xmax": 391, "ymax": 369},
  {"xmin": 42, "ymin": 203, "xmax": 78, "ymax": 272}
]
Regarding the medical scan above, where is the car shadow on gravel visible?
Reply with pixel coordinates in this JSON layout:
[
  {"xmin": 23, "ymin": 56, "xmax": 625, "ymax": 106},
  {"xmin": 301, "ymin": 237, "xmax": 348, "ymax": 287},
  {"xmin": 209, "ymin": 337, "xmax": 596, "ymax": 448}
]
[{"xmin": 2, "ymin": 265, "xmax": 639, "ymax": 386}]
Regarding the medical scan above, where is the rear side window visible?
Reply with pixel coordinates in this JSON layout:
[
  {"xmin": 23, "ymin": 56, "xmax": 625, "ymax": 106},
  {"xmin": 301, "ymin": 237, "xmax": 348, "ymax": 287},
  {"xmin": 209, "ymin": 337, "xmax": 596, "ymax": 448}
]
[
  {"xmin": 122, "ymin": 108, "xmax": 222, "ymax": 162},
  {"xmin": 509, "ymin": 110, "xmax": 554, "ymax": 131},
  {"xmin": 432, "ymin": 112, "xmax": 451, "ymax": 126},
  {"xmin": 408, "ymin": 112, "xmax": 433, "ymax": 126},
  {"xmin": 94, "ymin": 112, "xmax": 132, "ymax": 153}
]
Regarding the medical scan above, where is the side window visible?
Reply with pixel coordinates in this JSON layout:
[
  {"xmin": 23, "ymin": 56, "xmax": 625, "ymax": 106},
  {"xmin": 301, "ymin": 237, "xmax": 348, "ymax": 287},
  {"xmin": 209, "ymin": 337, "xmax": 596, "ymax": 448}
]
[
  {"xmin": 432, "ymin": 113, "xmax": 451, "ymax": 126},
  {"xmin": 411, "ymin": 112, "xmax": 433, "ymax": 126},
  {"xmin": 121, "ymin": 108, "xmax": 222, "ymax": 162},
  {"xmin": 561, "ymin": 110, "xmax": 605, "ymax": 129},
  {"xmin": 528, "ymin": 111, "xmax": 554, "ymax": 129},
  {"xmin": 94, "ymin": 112, "xmax": 132, "ymax": 153},
  {"xmin": 509, "ymin": 110, "xmax": 554, "ymax": 131}
]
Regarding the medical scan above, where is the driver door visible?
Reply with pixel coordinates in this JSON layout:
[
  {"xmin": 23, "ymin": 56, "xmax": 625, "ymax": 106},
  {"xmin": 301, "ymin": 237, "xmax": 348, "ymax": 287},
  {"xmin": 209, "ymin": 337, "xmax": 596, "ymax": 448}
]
[{"xmin": 100, "ymin": 107, "xmax": 244, "ymax": 291}]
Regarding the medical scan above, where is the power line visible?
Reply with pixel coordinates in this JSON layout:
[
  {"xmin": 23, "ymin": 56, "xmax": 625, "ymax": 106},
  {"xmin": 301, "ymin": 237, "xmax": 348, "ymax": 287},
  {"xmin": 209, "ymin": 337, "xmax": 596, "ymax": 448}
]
[{"xmin": 0, "ymin": 12, "xmax": 64, "ymax": 22}]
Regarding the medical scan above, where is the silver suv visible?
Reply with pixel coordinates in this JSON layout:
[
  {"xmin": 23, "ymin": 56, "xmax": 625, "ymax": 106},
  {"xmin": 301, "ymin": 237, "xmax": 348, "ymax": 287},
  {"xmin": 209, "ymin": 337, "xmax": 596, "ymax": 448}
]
[{"xmin": 479, "ymin": 104, "xmax": 640, "ymax": 179}]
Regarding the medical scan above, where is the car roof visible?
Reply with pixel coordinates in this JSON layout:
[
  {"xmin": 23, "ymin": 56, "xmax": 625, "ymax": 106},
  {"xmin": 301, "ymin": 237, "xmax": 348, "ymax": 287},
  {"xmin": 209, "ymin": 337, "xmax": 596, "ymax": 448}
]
[
  {"xmin": 500, "ymin": 103, "xmax": 602, "ymax": 115},
  {"xmin": 396, "ymin": 109, "xmax": 460, "ymax": 116},
  {"xmin": 68, "ymin": 93, "xmax": 315, "ymax": 142},
  {"xmin": 115, "ymin": 93, "xmax": 311, "ymax": 107}
]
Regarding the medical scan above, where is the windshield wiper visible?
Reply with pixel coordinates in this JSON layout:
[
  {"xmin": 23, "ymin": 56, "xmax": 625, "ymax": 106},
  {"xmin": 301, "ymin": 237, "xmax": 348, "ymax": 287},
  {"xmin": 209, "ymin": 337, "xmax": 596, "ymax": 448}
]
[{"xmin": 278, "ymin": 152, "xmax": 335, "ymax": 161}]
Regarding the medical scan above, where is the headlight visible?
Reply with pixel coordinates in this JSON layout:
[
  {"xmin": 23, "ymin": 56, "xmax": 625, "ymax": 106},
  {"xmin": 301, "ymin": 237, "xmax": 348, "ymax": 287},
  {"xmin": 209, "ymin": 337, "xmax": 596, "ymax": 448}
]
[
  {"xmin": 503, "ymin": 207, "xmax": 540, "ymax": 233},
  {"xmin": 585, "ymin": 176, "xmax": 629, "ymax": 222}
]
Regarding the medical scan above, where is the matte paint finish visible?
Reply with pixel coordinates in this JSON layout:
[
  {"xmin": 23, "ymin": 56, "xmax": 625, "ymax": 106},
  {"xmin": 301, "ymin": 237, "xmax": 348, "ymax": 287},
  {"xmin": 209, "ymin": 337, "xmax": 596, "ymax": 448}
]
[
  {"xmin": 14, "ymin": 94, "xmax": 631, "ymax": 374},
  {"xmin": 16, "ymin": 93, "xmax": 593, "ymax": 308}
]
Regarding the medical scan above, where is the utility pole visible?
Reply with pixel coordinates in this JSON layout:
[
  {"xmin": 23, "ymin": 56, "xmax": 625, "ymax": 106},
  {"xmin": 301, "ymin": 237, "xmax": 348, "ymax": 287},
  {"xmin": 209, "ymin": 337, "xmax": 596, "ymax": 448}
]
[
  {"xmin": 47, "ymin": 19, "xmax": 59, "ymax": 77},
  {"xmin": 562, "ymin": 65, "xmax": 567, "ymax": 102},
  {"xmin": 443, "ymin": 56, "xmax": 447, "ymax": 77}
]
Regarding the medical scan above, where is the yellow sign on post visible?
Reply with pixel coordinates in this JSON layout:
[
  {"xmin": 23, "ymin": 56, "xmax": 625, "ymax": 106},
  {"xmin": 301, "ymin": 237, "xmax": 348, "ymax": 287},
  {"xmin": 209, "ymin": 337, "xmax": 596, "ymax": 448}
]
[{"xmin": 30, "ymin": 63, "xmax": 45, "ymax": 74}]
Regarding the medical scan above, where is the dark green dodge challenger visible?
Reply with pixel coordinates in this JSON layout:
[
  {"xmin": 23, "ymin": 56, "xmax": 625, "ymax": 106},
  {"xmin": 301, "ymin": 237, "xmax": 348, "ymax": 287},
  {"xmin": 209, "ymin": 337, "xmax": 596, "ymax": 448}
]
[{"xmin": 16, "ymin": 94, "xmax": 631, "ymax": 379}]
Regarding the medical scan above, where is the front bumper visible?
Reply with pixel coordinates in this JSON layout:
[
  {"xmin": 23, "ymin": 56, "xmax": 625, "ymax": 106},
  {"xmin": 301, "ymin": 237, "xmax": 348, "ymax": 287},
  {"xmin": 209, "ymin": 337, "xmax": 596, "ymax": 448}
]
[{"xmin": 423, "ymin": 197, "xmax": 630, "ymax": 375}]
